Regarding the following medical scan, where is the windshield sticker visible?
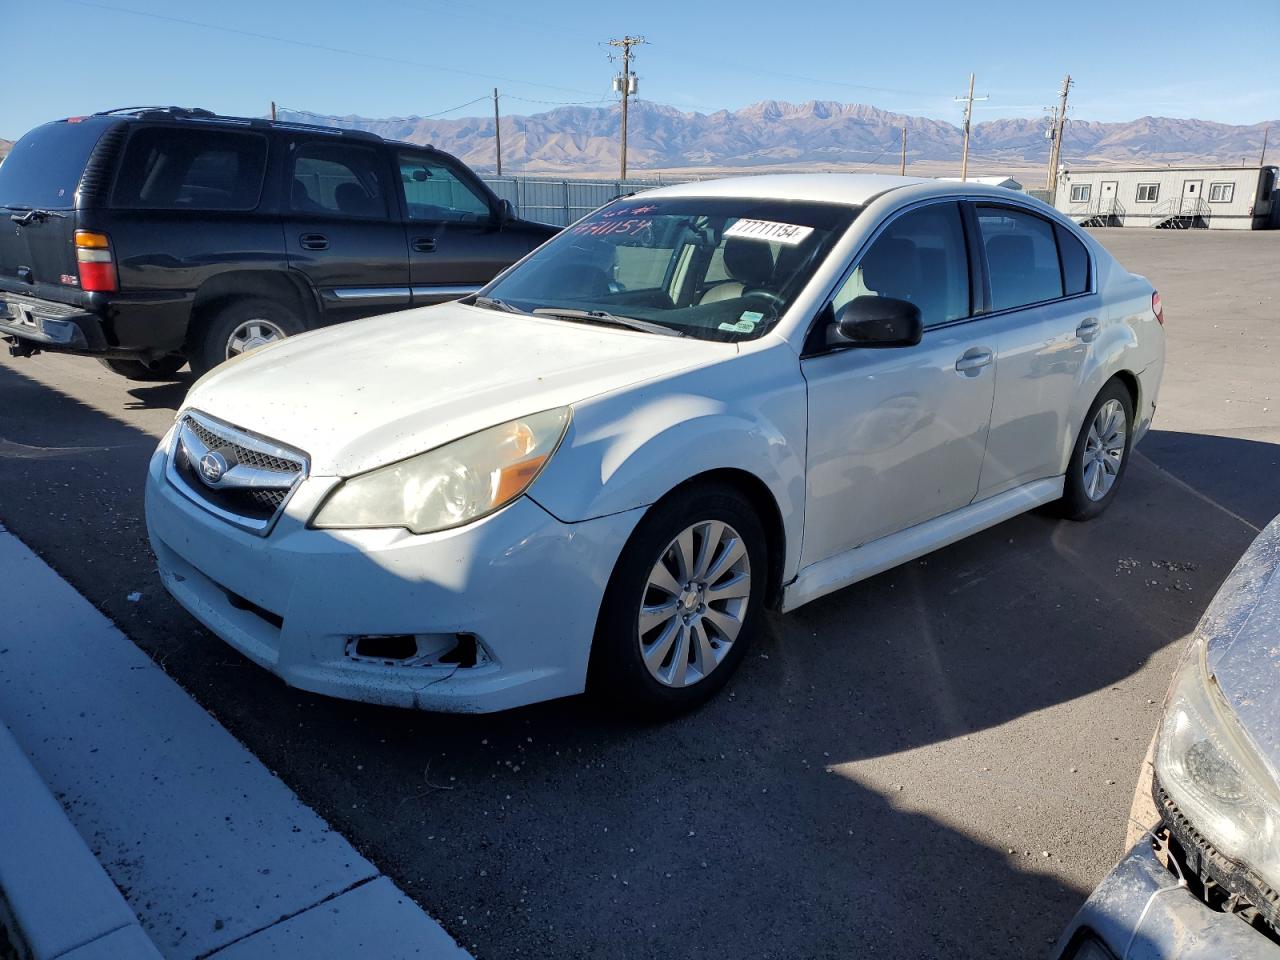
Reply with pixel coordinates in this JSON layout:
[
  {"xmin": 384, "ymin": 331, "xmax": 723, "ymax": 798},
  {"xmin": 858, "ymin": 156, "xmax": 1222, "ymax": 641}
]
[
  {"xmin": 739, "ymin": 310, "xmax": 764, "ymax": 323},
  {"xmin": 718, "ymin": 317, "xmax": 759, "ymax": 334},
  {"xmin": 724, "ymin": 218, "xmax": 814, "ymax": 246}
]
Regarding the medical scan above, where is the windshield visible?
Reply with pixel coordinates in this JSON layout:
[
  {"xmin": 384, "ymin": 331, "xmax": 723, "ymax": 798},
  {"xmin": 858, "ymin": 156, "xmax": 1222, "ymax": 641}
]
[{"xmin": 480, "ymin": 197, "xmax": 858, "ymax": 342}]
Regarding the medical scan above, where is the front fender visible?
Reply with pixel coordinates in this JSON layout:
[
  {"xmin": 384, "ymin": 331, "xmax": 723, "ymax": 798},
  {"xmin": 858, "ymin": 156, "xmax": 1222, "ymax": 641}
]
[{"xmin": 528, "ymin": 346, "xmax": 808, "ymax": 580}]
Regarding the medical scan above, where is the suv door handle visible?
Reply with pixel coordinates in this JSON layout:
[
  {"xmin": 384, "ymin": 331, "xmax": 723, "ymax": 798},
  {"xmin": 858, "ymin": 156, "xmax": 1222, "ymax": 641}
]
[
  {"xmin": 411, "ymin": 237, "xmax": 437, "ymax": 253},
  {"xmin": 1075, "ymin": 318, "xmax": 1100, "ymax": 342},
  {"xmin": 299, "ymin": 233, "xmax": 329, "ymax": 251},
  {"xmin": 955, "ymin": 348, "xmax": 993, "ymax": 375}
]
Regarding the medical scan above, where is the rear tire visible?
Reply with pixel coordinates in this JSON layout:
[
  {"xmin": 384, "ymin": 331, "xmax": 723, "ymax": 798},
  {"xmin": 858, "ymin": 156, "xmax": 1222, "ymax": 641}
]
[
  {"xmin": 1059, "ymin": 379, "xmax": 1135, "ymax": 521},
  {"xmin": 588, "ymin": 483, "xmax": 767, "ymax": 718},
  {"xmin": 97, "ymin": 356, "xmax": 187, "ymax": 381},
  {"xmin": 189, "ymin": 298, "xmax": 304, "ymax": 377}
]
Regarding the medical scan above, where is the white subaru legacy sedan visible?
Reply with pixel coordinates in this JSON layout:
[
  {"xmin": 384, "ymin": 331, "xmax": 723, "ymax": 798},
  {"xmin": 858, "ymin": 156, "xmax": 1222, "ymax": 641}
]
[{"xmin": 145, "ymin": 175, "xmax": 1165, "ymax": 715}]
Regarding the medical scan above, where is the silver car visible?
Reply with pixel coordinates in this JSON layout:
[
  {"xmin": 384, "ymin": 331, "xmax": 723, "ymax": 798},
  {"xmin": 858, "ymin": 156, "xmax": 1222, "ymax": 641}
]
[{"xmin": 1054, "ymin": 515, "xmax": 1280, "ymax": 959}]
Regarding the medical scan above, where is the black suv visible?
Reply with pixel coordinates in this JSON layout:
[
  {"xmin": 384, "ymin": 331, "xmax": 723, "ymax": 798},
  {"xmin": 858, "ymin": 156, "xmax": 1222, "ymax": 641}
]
[{"xmin": 0, "ymin": 107, "xmax": 556, "ymax": 378}]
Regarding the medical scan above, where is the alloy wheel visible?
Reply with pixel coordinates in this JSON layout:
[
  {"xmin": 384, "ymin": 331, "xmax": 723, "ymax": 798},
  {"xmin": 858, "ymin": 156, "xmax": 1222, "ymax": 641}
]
[
  {"xmin": 225, "ymin": 319, "xmax": 287, "ymax": 359},
  {"xmin": 1082, "ymin": 398, "xmax": 1127, "ymax": 501},
  {"xmin": 638, "ymin": 520, "xmax": 752, "ymax": 688}
]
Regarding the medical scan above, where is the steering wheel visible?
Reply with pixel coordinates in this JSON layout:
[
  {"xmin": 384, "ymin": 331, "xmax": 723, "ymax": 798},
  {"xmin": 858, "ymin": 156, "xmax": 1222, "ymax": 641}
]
[{"xmin": 742, "ymin": 287, "xmax": 785, "ymax": 307}]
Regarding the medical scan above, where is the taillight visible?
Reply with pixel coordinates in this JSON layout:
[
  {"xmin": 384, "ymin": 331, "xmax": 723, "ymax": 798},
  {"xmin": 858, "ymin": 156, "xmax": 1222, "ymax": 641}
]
[
  {"xmin": 75, "ymin": 230, "xmax": 117, "ymax": 293},
  {"xmin": 1152, "ymin": 291, "xmax": 1164, "ymax": 326}
]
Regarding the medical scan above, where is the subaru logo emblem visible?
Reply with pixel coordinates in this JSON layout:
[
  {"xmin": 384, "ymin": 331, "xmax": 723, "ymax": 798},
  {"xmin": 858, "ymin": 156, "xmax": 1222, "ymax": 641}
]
[{"xmin": 199, "ymin": 451, "xmax": 229, "ymax": 484}]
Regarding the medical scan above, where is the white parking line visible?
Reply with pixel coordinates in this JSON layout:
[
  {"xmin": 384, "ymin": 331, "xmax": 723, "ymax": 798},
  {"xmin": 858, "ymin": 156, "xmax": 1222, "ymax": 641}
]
[{"xmin": 0, "ymin": 529, "xmax": 471, "ymax": 960}]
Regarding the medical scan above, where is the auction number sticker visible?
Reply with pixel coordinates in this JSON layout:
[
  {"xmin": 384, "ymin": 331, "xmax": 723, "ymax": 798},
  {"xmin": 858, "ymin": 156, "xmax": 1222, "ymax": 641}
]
[{"xmin": 724, "ymin": 218, "xmax": 814, "ymax": 245}]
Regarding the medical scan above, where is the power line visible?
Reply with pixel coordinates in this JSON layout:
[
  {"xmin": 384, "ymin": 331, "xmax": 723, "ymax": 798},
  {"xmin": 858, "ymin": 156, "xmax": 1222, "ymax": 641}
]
[{"xmin": 58, "ymin": 0, "xmax": 604, "ymax": 99}]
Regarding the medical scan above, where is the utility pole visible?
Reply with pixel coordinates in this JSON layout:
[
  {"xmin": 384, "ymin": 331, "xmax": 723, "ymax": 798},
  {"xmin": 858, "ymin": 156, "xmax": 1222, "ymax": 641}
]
[
  {"xmin": 1046, "ymin": 74, "xmax": 1073, "ymax": 195},
  {"xmin": 607, "ymin": 35, "xmax": 645, "ymax": 179},
  {"xmin": 954, "ymin": 73, "xmax": 988, "ymax": 181},
  {"xmin": 492, "ymin": 88, "xmax": 503, "ymax": 176},
  {"xmin": 270, "ymin": 101, "xmax": 277, "ymax": 121},
  {"xmin": 1261, "ymin": 127, "xmax": 1270, "ymax": 166},
  {"xmin": 900, "ymin": 126, "xmax": 907, "ymax": 175}
]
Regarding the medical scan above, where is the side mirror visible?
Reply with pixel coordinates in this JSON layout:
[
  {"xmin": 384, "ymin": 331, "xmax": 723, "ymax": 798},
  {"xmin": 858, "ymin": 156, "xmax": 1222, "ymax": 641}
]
[
  {"xmin": 835, "ymin": 296, "xmax": 923, "ymax": 348},
  {"xmin": 497, "ymin": 198, "xmax": 516, "ymax": 224},
  {"xmin": 411, "ymin": 168, "xmax": 431, "ymax": 182}
]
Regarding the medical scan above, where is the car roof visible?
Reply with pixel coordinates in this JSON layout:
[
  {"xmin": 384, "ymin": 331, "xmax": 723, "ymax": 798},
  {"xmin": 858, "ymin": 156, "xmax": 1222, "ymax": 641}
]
[{"xmin": 637, "ymin": 173, "xmax": 1040, "ymax": 209}]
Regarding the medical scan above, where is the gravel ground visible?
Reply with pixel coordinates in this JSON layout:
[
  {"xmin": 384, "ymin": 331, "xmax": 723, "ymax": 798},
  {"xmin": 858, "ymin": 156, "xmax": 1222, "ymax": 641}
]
[{"xmin": 0, "ymin": 228, "xmax": 1277, "ymax": 958}]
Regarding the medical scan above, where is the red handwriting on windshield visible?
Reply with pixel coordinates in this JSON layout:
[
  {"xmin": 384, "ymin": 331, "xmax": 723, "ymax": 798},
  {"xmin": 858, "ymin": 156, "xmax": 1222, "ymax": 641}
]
[{"xmin": 569, "ymin": 218, "xmax": 654, "ymax": 237}]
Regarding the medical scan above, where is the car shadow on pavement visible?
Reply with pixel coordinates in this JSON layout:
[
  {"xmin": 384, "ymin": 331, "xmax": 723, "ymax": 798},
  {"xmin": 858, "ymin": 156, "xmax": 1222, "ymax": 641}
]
[
  {"xmin": 1, "ymin": 358, "xmax": 1274, "ymax": 959},
  {"xmin": 122, "ymin": 376, "xmax": 194, "ymax": 412}
]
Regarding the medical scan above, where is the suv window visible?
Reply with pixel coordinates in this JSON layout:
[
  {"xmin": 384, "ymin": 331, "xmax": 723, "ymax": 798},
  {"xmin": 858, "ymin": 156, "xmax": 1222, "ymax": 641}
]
[
  {"xmin": 291, "ymin": 142, "xmax": 389, "ymax": 218},
  {"xmin": 833, "ymin": 202, "xmax": 970, "ymax": 328},
  {"xmin": 112, "ymin": 128, "xmax": 267, "ymax": 211},
  {"xmin": 977, "ymin": 207, "xmax": 1063, "ymax": 311},
  {"xmin": 1054, "ymin": 223, "xmax": 1090, "ymax": 296},
  {"xmin": 0, "ymin": 121, "xmax": 108, "ymax": 210},
  {"xmin": 398, "ymin": 153, "xmax": 491, "ymax": 222}
]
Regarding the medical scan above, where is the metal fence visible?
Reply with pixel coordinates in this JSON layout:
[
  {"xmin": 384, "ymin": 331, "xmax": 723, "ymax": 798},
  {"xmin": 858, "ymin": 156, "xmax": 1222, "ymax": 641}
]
[{"xmin": 481, "ymin": 175, "xmax": 689, "ymax": 226}]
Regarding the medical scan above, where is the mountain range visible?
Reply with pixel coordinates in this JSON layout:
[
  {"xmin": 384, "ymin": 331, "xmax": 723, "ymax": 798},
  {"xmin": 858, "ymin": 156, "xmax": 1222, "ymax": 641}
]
[{"xmin": 278, "ymin": 100, "xmax": 1276, "ymax": 175}]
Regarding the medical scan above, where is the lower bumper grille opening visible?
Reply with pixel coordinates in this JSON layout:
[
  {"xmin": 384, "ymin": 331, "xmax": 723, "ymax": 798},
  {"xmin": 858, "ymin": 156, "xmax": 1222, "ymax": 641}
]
[
  {"xmin": 345, "ymin": 633, "xmax": 488, "ymax": 668},
  {"xmin": 224, "ymin": 590, "xmax": 284, "ymax": 630}
]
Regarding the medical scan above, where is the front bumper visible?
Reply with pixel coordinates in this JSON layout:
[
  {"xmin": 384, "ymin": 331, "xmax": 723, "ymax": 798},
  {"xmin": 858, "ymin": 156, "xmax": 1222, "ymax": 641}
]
[
  {"xmin": 1053, "ymin": 839, "xmax": 1280, "ymax": 960},
  {"xmin": 145, "ymin": 442, "xmax": 644, "ymax": 713}
]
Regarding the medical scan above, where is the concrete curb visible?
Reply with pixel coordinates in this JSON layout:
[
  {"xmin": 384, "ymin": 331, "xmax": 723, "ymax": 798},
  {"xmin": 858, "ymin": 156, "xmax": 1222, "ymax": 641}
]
[
  {"xmin": 0, "ymin": 528, "xmax": 470, "ymax": 959},
  {"xmin": 0, "ymin": 724, "xmax": 163, "ymax": 960}
]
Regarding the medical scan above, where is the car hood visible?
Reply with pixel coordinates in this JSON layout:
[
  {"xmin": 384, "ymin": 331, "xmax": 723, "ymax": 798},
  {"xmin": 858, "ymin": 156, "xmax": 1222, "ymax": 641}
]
[
  {"xmin": 181, "ymin": 302, "xmax": 733, "ymax": 477},
  {"xmin": 1204, "ymin": 514, "xmax": 1280, "ymax": 782}
]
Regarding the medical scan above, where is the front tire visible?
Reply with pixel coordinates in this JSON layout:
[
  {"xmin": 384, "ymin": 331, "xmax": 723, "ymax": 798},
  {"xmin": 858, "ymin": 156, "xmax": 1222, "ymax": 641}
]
[
  {"xmin": 589, "ymin": 484, "xmax": 767, "ymax": 717},
  {"xmin": 189, "ymin": 298, "xmax": 304, "ymax": 377},
  {"xmin": 1059, "ymin": 379, "xmax": 1135, "ymax": 521}
]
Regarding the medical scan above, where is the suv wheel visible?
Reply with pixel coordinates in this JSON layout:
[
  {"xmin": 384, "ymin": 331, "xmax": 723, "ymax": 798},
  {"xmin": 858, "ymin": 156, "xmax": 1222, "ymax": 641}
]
[
  {"xmin": 190, "ymin": 298, "xmax": 304, "ymax": 376},
  {"xmin": 589, "ymin": 483, "xmax": 767, "ymax": 717},
  {"xmin": 97, "ymin": 356, "xmax": 187, "ymax": 381}
]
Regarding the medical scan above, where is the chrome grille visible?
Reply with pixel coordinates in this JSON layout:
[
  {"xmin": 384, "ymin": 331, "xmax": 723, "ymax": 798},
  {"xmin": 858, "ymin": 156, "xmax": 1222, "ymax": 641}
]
[
  {"xmin": 183, "ymin": 416, "xmax": 302, "ymax": 474},
  {"xmin": 166, "ymin": 410, "xmax": 308, "ymax": 535}
]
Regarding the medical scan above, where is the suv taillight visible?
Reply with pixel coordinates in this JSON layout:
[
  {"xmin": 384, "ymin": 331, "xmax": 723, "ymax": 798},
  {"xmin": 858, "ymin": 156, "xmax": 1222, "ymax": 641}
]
[
  {"xmin": 75, "ymin": 230, "xmax": 117, "ymax": 293},
  {"xmin": 1152, "ymin": 291, "xmax": 1164, "ymax": 326}
]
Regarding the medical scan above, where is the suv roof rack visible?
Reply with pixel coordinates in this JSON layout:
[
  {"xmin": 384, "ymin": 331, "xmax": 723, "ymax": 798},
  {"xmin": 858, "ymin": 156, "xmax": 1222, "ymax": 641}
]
[{"xmin": 86, "ymin": 106, "xmax": 385, "ymax": 142}]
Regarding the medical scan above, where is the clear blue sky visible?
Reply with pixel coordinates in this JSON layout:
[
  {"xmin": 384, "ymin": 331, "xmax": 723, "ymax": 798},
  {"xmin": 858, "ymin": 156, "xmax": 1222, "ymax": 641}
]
[{"xmin": 6, "ymin": 0, "xmax": 1278, "ymax": 140}]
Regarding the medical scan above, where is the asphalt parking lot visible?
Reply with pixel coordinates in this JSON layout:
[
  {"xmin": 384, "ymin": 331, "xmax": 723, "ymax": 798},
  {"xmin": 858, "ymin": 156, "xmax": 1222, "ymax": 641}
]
[{"xmin": 1, "ymin": 228, "xmax": 1278, "ymax": 959}]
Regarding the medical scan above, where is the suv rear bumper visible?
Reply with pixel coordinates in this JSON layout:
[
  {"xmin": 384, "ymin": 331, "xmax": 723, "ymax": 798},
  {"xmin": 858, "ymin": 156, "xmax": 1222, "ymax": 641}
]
[{"xmin": 0, "ymin": 291, "xmax": 107, "ymax": 350}]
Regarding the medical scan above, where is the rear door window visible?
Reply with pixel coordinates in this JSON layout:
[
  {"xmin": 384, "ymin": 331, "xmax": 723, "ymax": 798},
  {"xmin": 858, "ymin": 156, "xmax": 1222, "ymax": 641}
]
[
  {"xmin": 977, "ymin": 207, "xmax": 1064, "ymax": 311},
  {"xmin": 1054, "ymin": 223, "xmax": 1090, "ymax": 296},
  {"xmin": 290, "ymin": 142, "xmax": 390, "ymax": 219},
  {"xmin": 0, "ymin": 121, "xmax": 109, "ymax": 210},
  {"xmin": 112, "ymin": 127, "xmax": 267, "ymax": 211}
]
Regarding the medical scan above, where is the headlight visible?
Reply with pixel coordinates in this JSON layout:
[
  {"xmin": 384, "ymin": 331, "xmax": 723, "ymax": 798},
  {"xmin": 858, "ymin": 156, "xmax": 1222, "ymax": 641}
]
[
  {"xmin": 1154, "ymin": 638, "xmax": 1280, "ymax": 890},
  {"xmin": 311, "ymin": 407, "xmax": 570, "ymax": 535}
]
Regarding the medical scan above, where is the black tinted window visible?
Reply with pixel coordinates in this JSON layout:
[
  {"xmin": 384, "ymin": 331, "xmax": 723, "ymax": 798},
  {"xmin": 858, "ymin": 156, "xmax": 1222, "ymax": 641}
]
[
  {"xmin": 834, "ymin": 202, "xmax": 970, "ymax": 328},
  {"xmin": 978, "ymin": 207, "xmax": 1064, "ymax": 310},
  {"xmin": 291, "ymin": 143, "xmax": 388, "ymax": 218},
  {"xmin": 0, "ymin": 120, "xmax": 108, "ymax": 210},
  {"xmin": 1055, "ymin": 223, "xmax": 1090, "ymax": 295},
  {"xmin": 112, "ymin": 128, "xmax": 267, "ymax": 211}
]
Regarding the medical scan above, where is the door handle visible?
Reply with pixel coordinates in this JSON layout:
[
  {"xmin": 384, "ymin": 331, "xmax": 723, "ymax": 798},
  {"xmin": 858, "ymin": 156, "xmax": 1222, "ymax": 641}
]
[
  {"xmin": 955, "ymin": 348, "xmax": 993, "ymax": 375},
  {"xmin": 411, "ymin": 237, "xmax": 437, "ymax": 253},
  {"xmin": 1075, "ymin": 318, "xmax": 1100, "ymax": 342},
  {"xmin": 299, "ymin": 233, "xmax": 329, "ymax": 251}
]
